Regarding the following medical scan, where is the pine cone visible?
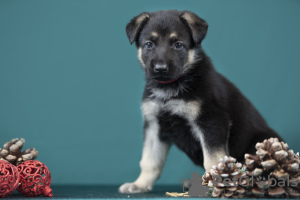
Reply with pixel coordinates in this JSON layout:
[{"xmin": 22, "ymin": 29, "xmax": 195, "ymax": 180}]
[
  {"xmin": 202, "ymin": 156, "xmax": 247, "ymax": 198},
  {"xmin": 244, "ymin": 137, "xmax": 300, "ymax": 197},
  {"xmin": 0, "ymin": 138, "xmax": 38, "ymax": 165}
]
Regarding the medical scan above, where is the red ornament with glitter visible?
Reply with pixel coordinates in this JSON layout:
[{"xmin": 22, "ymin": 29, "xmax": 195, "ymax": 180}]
[
  {"xmin": 17, "ymin": 160, "xmax": 53, "ymax": 197},
  {"xmin": 0, "ymin": 160, "xmax": 20, "ymax": 198}
]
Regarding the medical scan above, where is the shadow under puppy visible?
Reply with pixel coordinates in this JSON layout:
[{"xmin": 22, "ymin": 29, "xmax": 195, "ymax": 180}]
[{"xmin": 119, "ymin": 10, "xmax": 283, "ymax": 193}]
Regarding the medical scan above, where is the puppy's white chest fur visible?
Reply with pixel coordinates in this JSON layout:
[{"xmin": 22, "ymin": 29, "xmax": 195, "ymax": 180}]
[
  {"xmin": 142, "ymin": 99, "xmax": 203, "ymax": 146},
  {"xmin": 161, "ymin": 100, "xmax": 201, "ymax": 121},
  {"xmin": 142, "ymin": 99, "xmax": 201, "ymax": 122},
  {"xmin": 149, "ymin": 86, "xmax": 188, "ymax": 101}
]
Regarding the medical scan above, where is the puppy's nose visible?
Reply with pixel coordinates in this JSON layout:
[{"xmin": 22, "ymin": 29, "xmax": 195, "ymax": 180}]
[{"xmin": 154, "ymin": 64, "xmax": 168, "ymax": 73}]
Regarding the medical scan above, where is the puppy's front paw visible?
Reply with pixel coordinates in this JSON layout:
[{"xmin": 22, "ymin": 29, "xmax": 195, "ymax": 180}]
[{"xmin": 118, "ymin": 182, "xmax": 150, "ymax": 193}]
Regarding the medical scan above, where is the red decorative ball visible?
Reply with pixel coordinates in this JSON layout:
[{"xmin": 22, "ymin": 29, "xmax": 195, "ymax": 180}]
[
  {"xmin": 0, "ymin": 160, "xmax": 20, "ymax": 198},
  {"xmin": 17, "ymin": 160, "xmax": 52, "ymax": 197}
]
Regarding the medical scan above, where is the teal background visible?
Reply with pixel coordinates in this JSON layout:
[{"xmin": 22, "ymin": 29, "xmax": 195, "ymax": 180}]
[{"xmin": 0, "ymin": 0, "xmax": 299, "ymax": 186}]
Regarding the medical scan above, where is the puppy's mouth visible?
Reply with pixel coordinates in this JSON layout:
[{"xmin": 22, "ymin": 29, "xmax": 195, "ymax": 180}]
[{"xmin": 151, "ymin": 76, "xmax": 181, "ymax": 84}]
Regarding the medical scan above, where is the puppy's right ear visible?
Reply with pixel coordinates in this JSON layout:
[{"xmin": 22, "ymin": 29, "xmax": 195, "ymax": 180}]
[
  {"xmin": 126, "ymin": 12, "xmax": 150, "ymax": 45},
  {"xmin": 180, "ymin": 11, "xmax": 208, "ymax": 46}
]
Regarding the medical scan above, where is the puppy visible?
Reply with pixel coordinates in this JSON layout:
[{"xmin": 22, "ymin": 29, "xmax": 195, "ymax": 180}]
[{"xmin": 119, "ymin": 10, "xmax": 282, "ymax": 193}]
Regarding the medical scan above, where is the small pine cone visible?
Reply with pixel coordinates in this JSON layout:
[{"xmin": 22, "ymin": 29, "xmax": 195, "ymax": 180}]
[
  {"xmin": 0, "ymin": 138, "xmax": 38, "ymax": 165},
  {"xmin": 244, "ymin": 137, "xmax": 300, "ymax": 198},
  {"xmin": 202, "ymin": 156, "xmax": 247, "ymax": 198}
]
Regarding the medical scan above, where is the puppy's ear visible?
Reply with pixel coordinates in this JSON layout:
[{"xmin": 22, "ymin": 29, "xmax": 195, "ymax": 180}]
[
  {"xmin": 126, "ymin": 12, "xmax": 150, "ymax": 45},
  {"xmin": 180, "ymin": 11, "xmax": 208, "ymax": 46}
]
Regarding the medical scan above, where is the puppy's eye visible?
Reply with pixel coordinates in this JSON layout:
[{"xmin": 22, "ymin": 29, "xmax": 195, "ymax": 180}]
[
  {"xmin": 145, "ymin": 42, "xmax": 153, "ymax": 49},
  {"xmin": 174, "ymin": 42, "xmax": 183, "ymax": 50}
]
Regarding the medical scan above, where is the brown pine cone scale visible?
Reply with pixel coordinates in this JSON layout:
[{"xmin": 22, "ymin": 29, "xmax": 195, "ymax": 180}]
[
  {"xmin": 0, "ymin": 138, "xmax": 38, "ymax": 165},
  {"xmin": 202, "ymin": 156, "xmax": 248, "ymax": 198},
  {"xmin": 244, "ymin": 137, "xmax": 300, "ymax": 198}
]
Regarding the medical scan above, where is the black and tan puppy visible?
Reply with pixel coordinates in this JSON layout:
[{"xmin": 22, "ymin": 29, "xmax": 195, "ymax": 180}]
[{"xmin": 119, "ymin": 10, "xmax": 282, "ymax": 193}]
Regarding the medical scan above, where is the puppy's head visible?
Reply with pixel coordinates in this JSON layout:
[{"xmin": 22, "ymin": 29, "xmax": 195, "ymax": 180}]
[{"xmin": 126, "ymin": 10, "xmax": 208, "ymax": 83}]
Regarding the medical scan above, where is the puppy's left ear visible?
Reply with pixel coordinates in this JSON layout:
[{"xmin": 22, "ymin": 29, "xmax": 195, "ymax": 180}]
[
  {"xmin": 180, "ymin": 11, "xmax": 208, "ymax": 46},
  {"xmin": 126, "ymin": 12, "xmax": 150, "ymax": 45}
]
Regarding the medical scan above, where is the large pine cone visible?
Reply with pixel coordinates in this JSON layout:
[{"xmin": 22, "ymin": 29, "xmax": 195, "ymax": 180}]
[
  {"xmin": 244, "ymin": 137, "xmax": 300, "ymax": 197},
  {"xmin": 202, "ymin": 156, "xmax": 247, "ymax": 198},
  {"xmin": 0, "ymin": 138, "xmax": 38, "ymax": 165}
]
